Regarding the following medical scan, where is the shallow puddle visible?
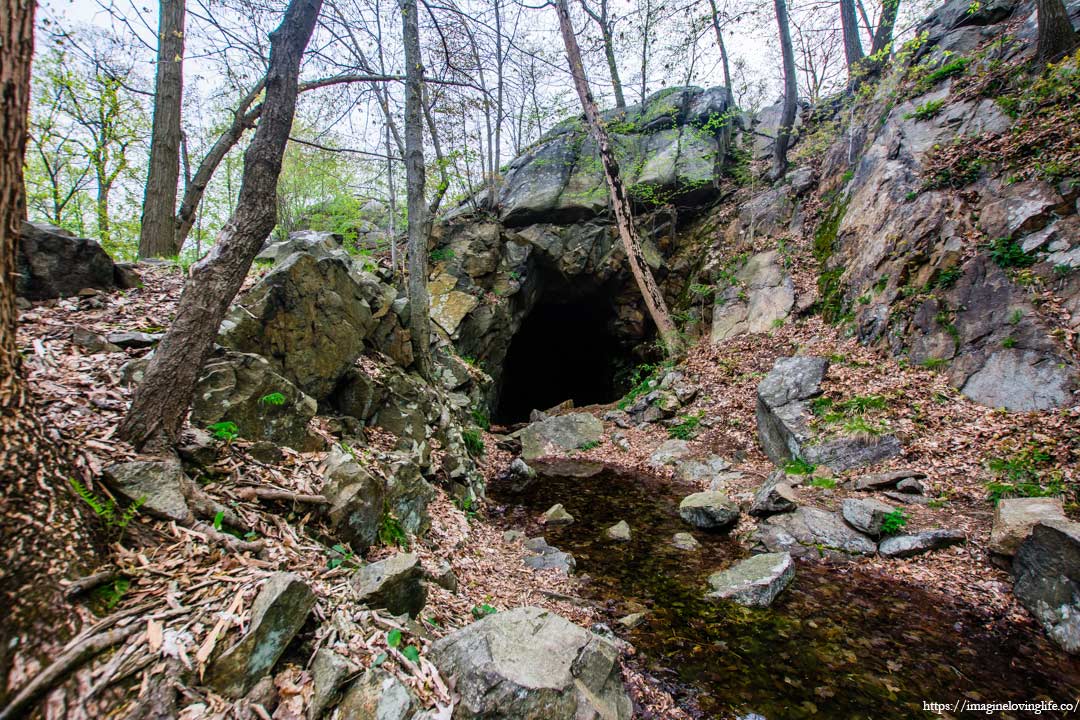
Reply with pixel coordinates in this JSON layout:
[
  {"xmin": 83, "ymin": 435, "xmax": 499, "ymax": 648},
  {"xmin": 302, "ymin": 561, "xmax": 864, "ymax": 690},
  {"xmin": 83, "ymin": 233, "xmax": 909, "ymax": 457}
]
[{"xmin": 490, "ymin": 467, "xmax": 1080, "ymax": 719}]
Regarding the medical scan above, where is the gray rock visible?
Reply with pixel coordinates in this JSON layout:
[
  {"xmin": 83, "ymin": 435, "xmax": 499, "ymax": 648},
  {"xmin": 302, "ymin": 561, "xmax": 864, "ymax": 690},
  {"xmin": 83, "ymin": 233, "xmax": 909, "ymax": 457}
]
[
  {"xmin": 1013, "ymin": 519, "xmax": 1080, "ymax": 654},
  {"xmin": 649, "ymin": 438, "xmax": 693, "ymax": 467},
  {"xmin": 896, "ymin": 477, "xmax": 928, "ymax": 494},
  {"xmin": 520, "ymin": 413, "xmax": 603, "ymax": 462},
  {"xmin": 672, "ymin": 532, "xmax": 701, "ymax": 551},
  {"xmin": 322, "ymin": 446, "xmax": 385, "ymax": 553},
  {"xmin": 505, "ymin": 457, "xmax": 538, "ymax": 492},
  {"xmin": 256, "ymin": 230, "xmax": 348, "ymax": 265},
  {"xmin": 604, "ymin": 520, "xmax": 631, "ymax": 542},
  {"xmin": 854, "ymin": 469, "xmax": 927, "ymax": 491},
  {"xmin": 757, "ymin": 507, "xmax": 877, "ymax": 560},
  {"xmin": 960, "ymin": 348, "xmax": 1073, "ymax": 412},
  {"xmin": 841, "ymin": 498, "xmax": 898, "ymax": 538},
  {"xmin": 503, "ymin": 529, "xmax": 524, "ymax": 543},
  {"xmin": 711, "ymin": 250, "xmax": 795, "ymax": 341},
  {"xmin": 429, "ymin": 606, "xmax": 632, "ymax": 720},
  {"xmin": 979, "ymin": 180, "xmax": 1062, "ymax": 241},
  {"xmin": 706, "ymin": 552, "xmax": 795, "ymax": 607},
  {"xmin": 879, "ymin": 529, "xmax": 966, "ymax": 558},
  {"xmin": 105, "ymin": 331, "xmax": 162, "ymax": 348},
  {"xmin": 678, "ymin": 491, "xmax": 741, "ymax": 531},
  {"xmin": 16, "ymin": 221, "xmax": 118, "ymax": 299},
  {"xmin": 617, "ymin": 612, "xmax": 646, "ymax": 629},
  {"xmin": 337, "ymin": 668, "xmax": 416, "ymax": 720},
  {"xmin": 71, "ymin": 326, "xmax": 120, "ymax": 353},
  {"xmin": 542, "ymin": 503, "xmax": 575, "ymax": 526},
  {"xmin": 990, "ymin": 497, "xmax": 1066, "ymax": 558},
  {"xmin": 523, "ymin": 536, "xmax": 576, "ymax": 574},
  {"xmin": 176, "ymin": 428, "xmax": 219, "ymax": 468},
  {"xmin": 191, "ymin": 352, "xmax": 319, "ymax": 451},
  {"xmin": 307, "ymin": 648, "xmax": 355, "ymax": 720},
  {"xmin": 352, "ymin": 553, "xmax": 427, "ymax": 618},
  {"xmin": 750, "ymin": 469, "xmax": 799, "ymax": 517},
  {"xmin": 674, "ymin": 454, "xmax": 732, "ymax": 485},
  {"xmin": 427, "ymin": 560, "xmax": 459, "ymax": 594},
  {"xmin": 103, "ymin": 459, "xmax": 192, "ymax": 523},
  {"xmin": 209, "ymin": 573, "xmax": 315, "ymax": 698}
]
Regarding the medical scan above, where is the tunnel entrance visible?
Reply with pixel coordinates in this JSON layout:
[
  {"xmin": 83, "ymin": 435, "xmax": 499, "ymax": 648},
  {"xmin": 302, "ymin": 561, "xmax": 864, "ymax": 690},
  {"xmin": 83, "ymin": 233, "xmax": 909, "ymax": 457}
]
[{"xmin": 495, "ymin": 298, "xmax": 624, "ymax": 424}]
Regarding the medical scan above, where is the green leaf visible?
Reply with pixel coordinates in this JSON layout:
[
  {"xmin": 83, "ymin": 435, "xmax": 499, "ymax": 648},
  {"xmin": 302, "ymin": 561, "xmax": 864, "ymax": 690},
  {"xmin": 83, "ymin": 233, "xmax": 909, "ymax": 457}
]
[
  {"xmin": 387, "ymin": 629, "xmax": 402, "ymax": 648},
  {"xmin": 402, "ymin": 645, "xmax": 420, "ymax": 664},
  {"xmin": 213, "ymin": 510, "xmax": 224, "ymax": 531}
]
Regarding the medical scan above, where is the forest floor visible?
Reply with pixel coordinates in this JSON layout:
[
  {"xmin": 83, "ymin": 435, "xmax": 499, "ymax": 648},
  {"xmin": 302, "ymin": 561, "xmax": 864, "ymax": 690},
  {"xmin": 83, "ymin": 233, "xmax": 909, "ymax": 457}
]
[{"xmin": 14, "ymin": 263, "xmax": 1077, "ymax": 718}]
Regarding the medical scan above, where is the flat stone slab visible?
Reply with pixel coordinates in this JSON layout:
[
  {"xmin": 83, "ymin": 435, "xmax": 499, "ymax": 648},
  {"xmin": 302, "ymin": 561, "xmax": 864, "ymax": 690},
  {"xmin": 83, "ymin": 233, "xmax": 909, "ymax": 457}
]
[
  {"xmin": 879, "ymin": 529, "xmax": 966, "ymax": 558},
  {"xmin": 524, "ymin": 536, "xmax": 576, "ymax": 574},
  {"xmin": 671, "ymin": 532, "xmax": 701, "ymax": 551},
  {"xmin": 520, "ymin": 413, "xmax": 603, "ymax": 461},
  {"xmin": 757, "ymin": 507, "xmax": 877, "ymax": 560},
  {"xmin": 679, "ymin": 491, "xmax": 741, "ymax": 531},
  {"xmin": 1013, "ymin": 519, "xmax": 1080, "ymax": 654},
  {"xmin": 707, "ymin": 552, "xmax": 795, "ymax": 608},
  {"xmin": 352, "ymin": 552, "xmax": 427, "ymax": 618}
]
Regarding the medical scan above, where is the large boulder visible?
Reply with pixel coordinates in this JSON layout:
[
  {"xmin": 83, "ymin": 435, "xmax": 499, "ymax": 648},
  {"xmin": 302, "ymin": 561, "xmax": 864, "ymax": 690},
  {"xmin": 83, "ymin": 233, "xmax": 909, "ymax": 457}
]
[
  {"xmin": 711, "ymin": 250, "xmax": 796, "ymax": 341},
  {"xmin": 209, "ymin": 573, "xmax": 315, "ymax": 697},
  {"xmin": 755, "ymin": 356, "xmax": 901, "ymax": 471},
  {"xmin": 678, "ymin": 491, "xmax": 741, "ymax": 531},
  {"xmin": 219, "ymin": 251, "xmax": 393, "ymax": 400},
  {"xmin": 1013, "ymin": 520, "xmax": 1080, "ymax": 654},
  {"xmin": 429, "ymin": 606, "xmax": 632, "ymax": 720},
  {"xmin": 520, "ymin": 413, "xmax": 603, "ymax": 461},
  {"xmin": 16, "ymin": 221, "xmax": 119, "ymax": 299},
  {"xmin": 756, "ymin": 507, "xmax": 877, "ymax": 560},
  {"xmin": 321, "ymin": 446, "xmax": 385, "ymax": 552},
  {"xmin": 706, "ymin": 552, "xmax": 795, "ymax": 607},
  {"xmin": 989, "ymin": 497, "xmax": 1066, "ymax": 559},
  {"xmin": 352, "ymin": 553, "xmax": 427, "ymax": 617},
  {"xmin": 191, "ymin": 352, "xmax": 319, "ymax": 451}
]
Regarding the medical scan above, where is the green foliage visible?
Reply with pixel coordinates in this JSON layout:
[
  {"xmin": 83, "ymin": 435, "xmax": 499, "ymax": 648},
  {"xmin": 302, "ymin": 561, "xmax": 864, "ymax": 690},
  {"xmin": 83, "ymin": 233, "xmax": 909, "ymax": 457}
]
[
  {"xmin": 986, "ymin": 237, "xmax": 1035, "ymax": 269},
  {"xmin": 807, "ymin": 476, "xmax": 837, "ymax": 489},
  {"xmin": 813, "ymin": 195, "xmax": 851, "ymax": 324},
  {"xmin": 921, "ymin": 357, "xmax": 950, "ymax": 370},
  {"xmin": 387, "ymin": 628, "xmax": 403, "ymax": 648},
  {"xmin": 921, "ymin": 56, "xmax": 970, "ymax": 88},
  {"xmin": 379, "ymin": 504, "xmax": 409, "ymax": 550},
  {"xmin": 471, "ymin": 603, "xmax": 498, "ymax": 619},
  {"xmin": 669, "ymin": 412, "xmax": 704, "ymax": 440},
  {"xmin": 430, "ymin": 247, "xmax": 455, "ymax": 262},
  {"xmin": 880, "ymin": 510, "xmax": 908, "ymax": 536},
  {"xmin": 92, "ymin": 578, "xmax": 130, "ymax": 611},
  {"xmin": 578, "ymin": 439, "xmax": 600, "ymax": 450},
  {"xmin": 470, "ymin": 407, "xmax": 490, "ymax": 430},
  {"xmin": 401, "ymin": 645, "xmax": 421, "ymax": 664},
  {"xmin": 688, "ymin": 283, "xmax": 714, "ymax": 298},
  {"xmin": 212, "ymin": 510, "xmax": 225, "ymax": 531},
  {"xmin": 327, "ymin": 543, "xmax": 355, "ymax": 569},
  {"xmin": 462, "ymin": 428, "xmax": 485, "ymax": 457},
  {"xmin": 783, "ymin": 457, "xmax": 816, "ymax": 475},
  {"xmin": 617, "ymin": 362, "xmax": 669, "ymax": 410},
  {"xmin": 454, "ymin": 495, "xmax": 479, "ymax": 520},
  {"xmin": 934, "ymin": 266, "xmax": 962, "ymax": 288},
  {"xmin": 259, "ymin": 392, "xmax": 287, "ymax": 406},
  {"xmin": 1002, "ymin": 336, "xmax": 1017, "ymax": 348},
  {"xmin": 905, "ymin": 98, "xmax": 945, "ymax": 121},
  {"xmin": 985, "ymin": 443, "xmax": 1063, "ymax": 503},
  {"xmin": 207, "ymin": 421, "xmax": 240, "ymax": 442},
  {"xmin": 69, "ymin": 477, "xmax": 144, "ymax": 533}
]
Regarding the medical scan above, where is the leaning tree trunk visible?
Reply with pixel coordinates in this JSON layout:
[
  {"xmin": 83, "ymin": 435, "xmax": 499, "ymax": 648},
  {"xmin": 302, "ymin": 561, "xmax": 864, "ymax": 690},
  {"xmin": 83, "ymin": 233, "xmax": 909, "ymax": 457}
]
[
  {"xmin": 138, "ymin": 0, "xmax": 186, "ymax": 259},
  {"xmin": 120, "ymin": 0, "xmax": 323, "ymax": 451},
  {"xmin": 0, "ymin": 0, "xmax": 104, "ymax": 702},
  {"xmin": 840, "ymin": 0, "xmax": 864, "ymax": 85},
  {"xmin": 400, "ymin": 0, "xmax": 434, "ymax": 380},
  {"xmin": 1036, "ymin": 0, "xmax": 1079, "ymax": 64},
  {"xmin": 771, "ymin": 0, "xmax": 798, "ymax": 181},
  {"xmin": 554, "ymin": 0, "xmax": 682, "ymax": 355},
  {"xmin": 708, "ymin": 0, "xmax": 732, "ymax": 92}
]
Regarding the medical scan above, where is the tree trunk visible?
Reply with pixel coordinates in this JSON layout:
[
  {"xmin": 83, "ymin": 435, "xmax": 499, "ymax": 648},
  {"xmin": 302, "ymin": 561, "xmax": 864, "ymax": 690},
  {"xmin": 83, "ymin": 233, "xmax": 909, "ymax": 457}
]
[
  {"xmin": 582, "ymin": 0, "xmax": 625, "ymax": 109},
  {"xmin": 554, "ymin": 0, "xmax": 682, "ymax": 355},
  {"xmin": 400, "ymin": 0, "xmax": 434, "ymax": 380},
  {"xmin": 0, "ymin": 0, "xmax": 104, "ymax": 701},
  {"xmin": 840, "ymin": 0, "xmax": 864, "ymax": 82},
  {"xmin": 868, "ymin": 0, "xmax": 899, "ymax": 57},
  {"xmin": 771, "ymin": 0, "xmax": 798, "ymax": 181},
  {"xmin": 1036, "ymin": 0, "xmax": 1079, "ymax": 64},
  {"xmin": 138, "ymin": 0, "xmax": 186, "ymax": 259},
  {"xmin": 120, "ymin": 0, "xmax": 323, "ymax": 451},
  {"xmin": 707, "ymin": 0, "xmax": 732, "ymax": 91}
]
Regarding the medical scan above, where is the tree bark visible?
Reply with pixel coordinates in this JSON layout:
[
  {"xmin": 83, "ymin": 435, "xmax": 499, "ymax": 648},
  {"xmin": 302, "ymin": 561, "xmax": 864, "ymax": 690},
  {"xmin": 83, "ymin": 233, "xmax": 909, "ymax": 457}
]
[
  {"xmin": 138, "ymin": 0, "xmax": 186, "ymax": 258},
  {"xmin": 771, "ymin": 0, "xmax": 798, "ymax": 181},
  {"xmin": 120, "ymin": 0, "xmax": 323, "ymax": 451},
  {"xmin": 839, "ymin": 0, "xmax": 864, "ymax": 83},
  {"xmin": 1036, "ymin": 0, "xmax": 1079, "ymax": 64},
  {"xmin": 400, "ymin": 0, "xmax": 434, "ymax": 380},
  {"xmin": 707, "ymin": 0, "xmax": 732, "ymax": 92},
  {"xmin": 0, "ymin": 0, "xmax": 104, "ymax": 701},
  {"xmin": 868, "ymin": 0, "xmax": 899, "ymax": 58},
  {"xmin": 581, "ymin": 0, "xmax": 626, "ymax": 108},
  {"xmin": 554, "ymin": 0, "xmax": 682, "ymax": 355}
]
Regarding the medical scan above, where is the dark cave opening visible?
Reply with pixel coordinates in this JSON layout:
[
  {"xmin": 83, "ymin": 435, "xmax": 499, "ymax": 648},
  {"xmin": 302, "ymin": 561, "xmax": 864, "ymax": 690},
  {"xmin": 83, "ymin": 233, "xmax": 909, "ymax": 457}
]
[{"xmin": 495, "ymin": 298, "xmax": 624, "ymax": 424}]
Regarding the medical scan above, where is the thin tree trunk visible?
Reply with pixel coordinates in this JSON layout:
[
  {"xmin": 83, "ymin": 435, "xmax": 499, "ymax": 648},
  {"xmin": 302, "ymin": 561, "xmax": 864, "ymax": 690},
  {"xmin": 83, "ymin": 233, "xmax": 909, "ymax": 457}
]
[
  {"xmin": 581, "ymin": 0, "xmax": 625, "ymax": 108},
  {"xmin": 1036, "ymin": 0, "xmax": 1079, "ymax": 64},
  {"xmin": 0, "ymin": 0, "xmax": 103, "ymax": 699},
  {"xmin": 138, "ymin": 0, "xmax": 186, "ymax": 258},
  {"xmin": 708, "ymin": 0, "xmax": 732, "ymax": 91},
  {"xmin": 120, "ymin": 0, "xmax": 323, "ymax": 451},
  {"xmin": 400, "ymin": 0, "xmax": 434, "ymax": 380},
  {"xmin": 840, "ymin": 0, "xmax": 864, "ymax": 85},
  {"xmin": 771, "ymin": 0, "xmax": 798, "ymax": 181},
  {"xmin": 554, "ymin": 0, "xmax": 682, "ymax": 355},
  {"xmin": 867, "ymin": 0, "xmax": 899, "ymax": 74}
]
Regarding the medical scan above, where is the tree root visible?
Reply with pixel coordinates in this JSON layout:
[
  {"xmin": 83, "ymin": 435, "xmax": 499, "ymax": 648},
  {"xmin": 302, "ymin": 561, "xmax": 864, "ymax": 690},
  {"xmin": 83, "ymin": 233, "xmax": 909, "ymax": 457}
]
[{"xmin": 235, "ymin": 487, "xmax": 327, "ymax": 505}]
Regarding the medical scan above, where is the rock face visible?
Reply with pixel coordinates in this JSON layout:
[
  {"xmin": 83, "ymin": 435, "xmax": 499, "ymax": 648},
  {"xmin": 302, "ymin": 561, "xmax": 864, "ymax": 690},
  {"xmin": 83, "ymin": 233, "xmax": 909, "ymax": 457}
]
[
  {"xmin": 990, "ymin": 497, "xmax": 1066, "ymax": 558},
  {"xmin": 352, "ymin": 553, "xmax": 427, "ymax": 617},
  {"xmin": 678, "ymin": 491, "xmax": 741, "ymax": 531},
  {"xmin": 520, "ymin": 413, "xmax": 603, "ymax": 461},
  {"xmin": 1013, "ymin": 520, "xmax": 1080, "ymax": 654},
  {"xmin": 756, "ymin": 507, "xmax": 877, "ymax": 560},
  {"xmin": 321, "ymin": 446, "xmax": 385, "ymax": 552},
  {"xmin": 16, "ymin": 222, "xmax": 122, "ymax": 299},
  {"xmin": 706, "ymin": 552, "xmax": 795, "ymax": 607},
  {"xmin": 209, "ymin": 573, "xmax": 315, "ymax": 697},
  {"xmin": 191, "ymin": 351, "xmax": 319, "ymax": 451},
  {"xmin": 755, "ymin": 356, "xmax": 901, "ymax": 471},
  {"xmin": 711, "ymin": 250, "xmax": 796, "ymax": 341},
  {"xmin": 429, "ymin": 606, "xmax": 632, "ymax": 720},
  {"xmin": 879, "ymin": 529, "xmax": 966, "ymax": 558}
]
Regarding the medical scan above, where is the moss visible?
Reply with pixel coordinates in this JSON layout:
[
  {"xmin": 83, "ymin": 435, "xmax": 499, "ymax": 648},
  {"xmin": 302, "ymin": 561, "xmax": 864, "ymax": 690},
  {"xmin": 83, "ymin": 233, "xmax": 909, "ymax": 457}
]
[{"xmin": 813, "ymin": 194, "xmax": 851, "ymax": 323}]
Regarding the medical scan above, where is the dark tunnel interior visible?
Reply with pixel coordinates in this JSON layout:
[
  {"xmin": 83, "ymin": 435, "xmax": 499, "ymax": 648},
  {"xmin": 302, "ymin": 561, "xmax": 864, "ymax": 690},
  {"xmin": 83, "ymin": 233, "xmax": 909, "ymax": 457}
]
[{"xmin": 495, "ymin": 298, "xmax": 623, "ymax": 424}]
